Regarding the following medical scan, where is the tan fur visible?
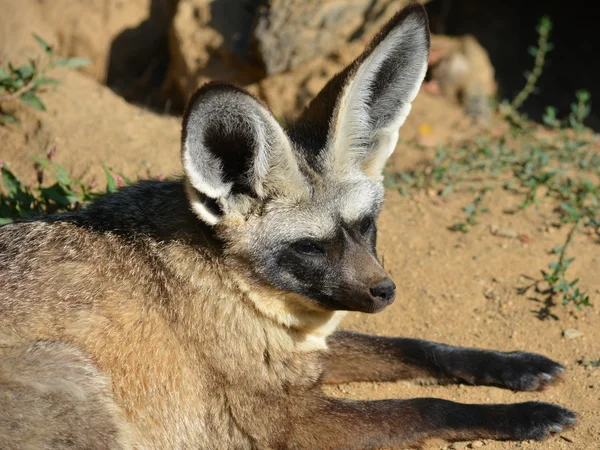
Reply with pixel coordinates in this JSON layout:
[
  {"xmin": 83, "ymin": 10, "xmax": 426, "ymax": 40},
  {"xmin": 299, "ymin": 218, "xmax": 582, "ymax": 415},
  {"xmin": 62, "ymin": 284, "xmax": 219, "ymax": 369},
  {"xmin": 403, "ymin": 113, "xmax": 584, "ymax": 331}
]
[
  {"xmin": 0, "ymin": 334, "xmax": 134, "ymax": 449},
  {"xmin": 0, "ymin": 220, "xmax": 329, "ymax": 448}
]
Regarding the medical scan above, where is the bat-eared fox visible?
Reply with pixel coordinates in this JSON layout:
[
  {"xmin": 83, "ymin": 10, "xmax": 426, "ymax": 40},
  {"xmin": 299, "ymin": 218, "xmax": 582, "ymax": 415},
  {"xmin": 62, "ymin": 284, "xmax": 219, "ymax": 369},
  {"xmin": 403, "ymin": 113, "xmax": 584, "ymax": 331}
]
[{"xmin": 0, "ymin": 4, "xmax": 576, "ymax": 449}]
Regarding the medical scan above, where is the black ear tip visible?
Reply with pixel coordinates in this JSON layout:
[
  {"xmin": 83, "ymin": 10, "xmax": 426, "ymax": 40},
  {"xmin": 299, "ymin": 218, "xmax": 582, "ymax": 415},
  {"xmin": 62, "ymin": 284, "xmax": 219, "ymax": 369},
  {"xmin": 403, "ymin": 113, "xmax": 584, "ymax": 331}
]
[
  {"xmin": 402, "ymin": 2, "xmax": 428, "ymax": 16},
  {"xmin": 370, "ymin": 2, "xmax": 430, "ymax": 45},
  {"xmin": 389, "ymin": 2, "xmax": 430, "ymax": 31}
]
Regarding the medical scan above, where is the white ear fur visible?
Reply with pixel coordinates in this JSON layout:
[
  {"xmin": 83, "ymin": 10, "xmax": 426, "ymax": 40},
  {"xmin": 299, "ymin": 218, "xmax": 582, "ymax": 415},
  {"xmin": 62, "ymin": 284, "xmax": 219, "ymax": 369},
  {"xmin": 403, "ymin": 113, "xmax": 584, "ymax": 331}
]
[
  {"xmin": 329, "ymin": 6, "xmax": 430, "ymax": 179},
  {"xmin": 182, "ymin": 84, "xmax": 301, "ymax": 224}
]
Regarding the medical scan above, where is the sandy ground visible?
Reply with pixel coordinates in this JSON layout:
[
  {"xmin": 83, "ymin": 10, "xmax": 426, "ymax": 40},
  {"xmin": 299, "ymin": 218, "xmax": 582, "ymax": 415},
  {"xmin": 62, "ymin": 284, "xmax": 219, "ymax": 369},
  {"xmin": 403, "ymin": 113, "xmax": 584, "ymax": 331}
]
[
  {"xmin": 1, "ymin": 3, "xmax": 598, "ymax": 446},
  {"xmin": 329, "ymin": 185, "xmax": 600, "ymax": 449}
]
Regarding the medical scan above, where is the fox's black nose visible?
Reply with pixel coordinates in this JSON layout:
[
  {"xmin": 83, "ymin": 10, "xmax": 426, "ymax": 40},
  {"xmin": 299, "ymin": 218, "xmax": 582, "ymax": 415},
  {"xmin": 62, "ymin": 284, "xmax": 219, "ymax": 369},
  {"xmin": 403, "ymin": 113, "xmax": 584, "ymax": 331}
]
[{"xmin": 369, "ymin": 278, "xmax": 396, "ymax": 303}]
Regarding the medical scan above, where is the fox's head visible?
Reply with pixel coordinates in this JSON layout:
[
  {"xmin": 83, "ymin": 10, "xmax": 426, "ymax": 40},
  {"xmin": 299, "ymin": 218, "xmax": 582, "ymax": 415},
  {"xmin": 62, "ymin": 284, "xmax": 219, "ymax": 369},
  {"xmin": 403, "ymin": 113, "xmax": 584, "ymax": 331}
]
[{"xmin": 181, "ymin": 5, "xmax": 430, "ymax": 314}]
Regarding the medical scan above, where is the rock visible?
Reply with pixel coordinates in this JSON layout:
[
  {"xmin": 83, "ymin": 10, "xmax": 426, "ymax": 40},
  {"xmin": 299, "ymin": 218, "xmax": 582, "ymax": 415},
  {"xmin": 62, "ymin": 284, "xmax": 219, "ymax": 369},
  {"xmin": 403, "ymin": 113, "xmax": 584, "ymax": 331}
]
[
  {"xmin": 518, "ymin": 234, "xmax": 533, "ymax": 244},
  {"xmin": 255, "ymin": 0, "xmax": 418, "ymax": 75},
  {"xmin": 165, "ymin": 0, "xmax": 427, "ymax": 105},
  {"xmin": 563, "ymin": 328, "xmax": 583, "ymax": 340},
  {"xmin": 164, "ymin": 0, "xmax": 495, "ymax": 133},
  {"xmin": 429, "ymin": 35, "xmax": 496, "ymax": 124},
  {"xmin": 484, "ymin": 287, "xmax": 500, "ymax": 301},
  {"xmin": 490, "ymin": 226, "xmax": 519, "ymax": 239}
]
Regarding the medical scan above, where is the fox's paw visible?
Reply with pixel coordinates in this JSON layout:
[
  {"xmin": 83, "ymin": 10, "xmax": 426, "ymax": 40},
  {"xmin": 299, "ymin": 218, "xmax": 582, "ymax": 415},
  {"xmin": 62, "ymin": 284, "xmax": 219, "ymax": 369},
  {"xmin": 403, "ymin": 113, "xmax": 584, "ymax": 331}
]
[
  {"xmin": 453, "ymin": 350, "xmax": 565, "ymax": 391},
  {"xmin": 488, "ymin": 351, "xmax": 564, "ymax": 391},
  {"xmin": 504, "ymin": 402, "xmax": 577, "ymax": 441}
]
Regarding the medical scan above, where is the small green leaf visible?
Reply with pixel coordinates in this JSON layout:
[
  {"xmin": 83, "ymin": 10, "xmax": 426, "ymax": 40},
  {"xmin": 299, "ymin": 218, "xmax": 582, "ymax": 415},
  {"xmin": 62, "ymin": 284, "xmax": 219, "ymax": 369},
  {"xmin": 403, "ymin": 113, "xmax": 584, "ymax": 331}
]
[
  {"xmin": 1, "ymin": 165, "xmax": 23, "ymax": 196},
  {"xmin": 463, "ymin": 204, "xmax": 476, "ymax": 216},
  {"xmin": 449, "ymin": 222, "xmax": 469, "ymax": 233},
  {"xmin": 0, "ymin": 67, "xmax": 9, "ymax": 81},
  {"xmin": 104, "ymin": 167, "xmax": 118, "ymax": 193},
  {"xmin": 560, "ymin": 202, "xmax": 580, "ymax": 220},
  {"xmin": 528, "ymin": 46, "xmax": 538, "ymax": 57},
  {"xmin": 14, "ymin": 64, "xmax": 35, "ymax": 79},
  {"xmin": 0, "ymin": 113, "xmax": 18, "ymax": 125},
  {"xmin": 440, "ymin": 185, "xmax": 454, "ymax": 196},
  {"xmin": 54, "ymin": 57, "xmax": 91, "ymax": 69},
  {"xmin": 39, "ymin": 183, "xmax": 79, "ymax": 207},
  {"xmin": 51, "ymin": 161, "xmax": 72, "ymax": 186},
  {"xmin": 31, "ymin": 156, "xmax": 71, "ymax": 185},
  {"xmin": 554, "ymin": 279, "xmax": 570, "ymax": 293},
  {"xmin": 31, "ymin": 155, "xmax": 51, "ymax": 171},
  {"xmin": 0, "ymin": 217, "xmax": 13, "ymax": 225},
  {"xmin": 34, "ymin": 77, "xmax": 60, "ymax": 86},
  {"xmin": 33, "ymin": 33, "xmax": 53, "ymax": 55},
  {"xmin": 20, "ymin": 92, "xmax": 46, "ymax": 111},
  {"xmin": 2, "ymin": 77, "xmax": 24, "ymax": 89}
]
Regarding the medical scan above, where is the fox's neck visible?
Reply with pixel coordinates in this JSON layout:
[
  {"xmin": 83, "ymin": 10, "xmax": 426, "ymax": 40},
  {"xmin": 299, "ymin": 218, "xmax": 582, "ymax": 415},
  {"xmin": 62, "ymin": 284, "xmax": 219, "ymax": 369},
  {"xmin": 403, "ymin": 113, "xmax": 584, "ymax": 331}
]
[
  {"xmin": 231, "ymin": 272, "xmax": 347, "ymax": 352},
  {"xmin": 164, "ymin": 243, "xmax": 345, "ymax": 358}
]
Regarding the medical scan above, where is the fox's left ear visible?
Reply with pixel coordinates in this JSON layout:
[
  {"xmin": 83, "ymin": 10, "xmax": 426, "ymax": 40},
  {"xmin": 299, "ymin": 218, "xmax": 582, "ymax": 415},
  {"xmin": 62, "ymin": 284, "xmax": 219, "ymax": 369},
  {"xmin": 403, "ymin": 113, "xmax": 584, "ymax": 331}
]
[{"xmin": 293, "ymin": 4, "xmax": 430, "ymax": 180}]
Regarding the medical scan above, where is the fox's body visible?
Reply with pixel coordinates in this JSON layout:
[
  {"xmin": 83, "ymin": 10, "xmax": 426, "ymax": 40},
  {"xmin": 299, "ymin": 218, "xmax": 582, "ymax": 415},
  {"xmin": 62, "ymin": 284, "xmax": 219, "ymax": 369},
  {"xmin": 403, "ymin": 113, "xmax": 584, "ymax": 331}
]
[
  {"xmin": 0, "ymin": 5, "xmax": 576, "ymax": 449},
  {"xmin": 0, "ymin": 180, "xmax": 339, "ymax": 449}
]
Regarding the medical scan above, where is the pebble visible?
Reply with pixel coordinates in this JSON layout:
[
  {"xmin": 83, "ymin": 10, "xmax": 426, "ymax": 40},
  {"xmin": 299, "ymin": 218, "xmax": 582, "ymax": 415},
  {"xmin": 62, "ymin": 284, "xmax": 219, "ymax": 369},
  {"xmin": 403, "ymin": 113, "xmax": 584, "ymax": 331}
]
[
  {"xmin": 490, "ymin": 225, "xmax": 518, "ymax": 239},
  {"xmin": 518, "ymin": 234, "xmax": 533, "ymax": 244},
  {"xmin": 563, "ymin": 328, "xmax": 583, "ymax": 339},
  {"xmin": 484, "ymin": 287, "xmax": 500, "ymax": 300},
  {"xmin": 470, "ymin": 441, "xmax": 484, "ymax": 448},
  {"xmin": 580, "ymin": 356, "xmax": 593, "ymax": 366}
]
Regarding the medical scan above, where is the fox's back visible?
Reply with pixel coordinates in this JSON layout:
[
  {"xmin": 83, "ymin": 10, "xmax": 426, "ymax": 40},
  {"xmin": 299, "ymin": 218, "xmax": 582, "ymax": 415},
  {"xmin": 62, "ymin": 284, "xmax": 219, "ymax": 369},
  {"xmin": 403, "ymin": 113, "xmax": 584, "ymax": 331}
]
[
  {"xmin": 0, "ymin": 179, "xmax": 324, "ymax": 449},
  {"xmin": 0, "ymin": 179, "xmax": 213, "ymax": 312},
  {"xmin": 0, "ymin": 181, "xmax": 241, "ymax": 448}
]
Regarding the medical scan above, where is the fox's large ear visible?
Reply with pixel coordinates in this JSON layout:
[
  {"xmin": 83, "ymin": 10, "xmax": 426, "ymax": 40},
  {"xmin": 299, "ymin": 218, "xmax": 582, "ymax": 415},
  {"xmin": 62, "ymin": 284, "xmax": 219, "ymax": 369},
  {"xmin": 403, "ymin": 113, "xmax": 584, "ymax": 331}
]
[
  {"xmin": 181, "ymin": 82, "xmax": 302, "ymax": 225},
  {"xmin": 291, "ymin": 4, "xmax": 430, "ymax": 180}
]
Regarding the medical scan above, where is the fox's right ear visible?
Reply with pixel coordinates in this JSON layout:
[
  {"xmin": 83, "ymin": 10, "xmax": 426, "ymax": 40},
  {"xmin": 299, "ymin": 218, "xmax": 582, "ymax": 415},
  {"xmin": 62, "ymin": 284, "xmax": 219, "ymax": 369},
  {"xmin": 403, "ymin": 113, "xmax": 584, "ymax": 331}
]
[
  {"xmin": 291, "ymin": 4, "xmax": 430, "ymax": 181},
  {"xmin": 181, "ymin": 82, "xmax": 303, "ymax": 225}
]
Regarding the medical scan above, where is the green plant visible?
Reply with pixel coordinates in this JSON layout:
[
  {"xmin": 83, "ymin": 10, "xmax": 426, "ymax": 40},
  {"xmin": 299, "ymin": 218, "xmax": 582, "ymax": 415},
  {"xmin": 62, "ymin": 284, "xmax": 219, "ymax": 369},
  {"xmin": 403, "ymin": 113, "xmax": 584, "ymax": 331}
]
[
  {"xmin": 518, "ymin": 222, "xmax": 591, "ymax": 320},
  {"xmin": 543, "ymin": 223, "xmax": 590, "ymax": 308},
  {"xmin": 0, "ymin": 34, "xmax": 90, "ymax": 125},
  {"xmin": 0, "ymin": 148, "xmax": 123, "ymax": 224},
  {"xmin": 499, "ymin": 16, "xmax": 553, "ymax": 126},
  {"xmin": 579, "ymin": 358, "xmax": 600, "ymax": 368},
  {"xmin": 449, "ymin": 192, "xmax": 489, "ymax": 233},
  {"xmin": 384, "ymin": 16, "xmax": 596, "ymax": 317}
]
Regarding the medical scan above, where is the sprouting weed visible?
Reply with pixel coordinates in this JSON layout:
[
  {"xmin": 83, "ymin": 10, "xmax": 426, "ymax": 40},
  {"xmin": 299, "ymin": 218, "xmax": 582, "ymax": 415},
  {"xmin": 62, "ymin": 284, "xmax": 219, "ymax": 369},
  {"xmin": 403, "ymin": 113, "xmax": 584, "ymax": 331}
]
[
  {"xmin": 0, "ymin": 34, "xmax": 90, "ymax": 125},
  {"xmin": 1, "ymin": 149, "xmax": 123, "ymax": 224}
]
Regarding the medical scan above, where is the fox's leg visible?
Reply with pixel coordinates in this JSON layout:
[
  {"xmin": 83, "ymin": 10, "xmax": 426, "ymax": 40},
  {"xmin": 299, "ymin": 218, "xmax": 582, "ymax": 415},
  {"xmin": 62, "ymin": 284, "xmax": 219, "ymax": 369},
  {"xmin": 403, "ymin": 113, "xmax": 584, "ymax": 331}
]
[
  {"xmin": 286, "ymin": 395, "xmax": 576, "ymax": 449},
  {"xmin": 0, "ymin": 339, "xmax": 133, "ymax": 449},
  {"xmin": 323, "ymin": 331, "xmax": 564, "ymax": 391}
]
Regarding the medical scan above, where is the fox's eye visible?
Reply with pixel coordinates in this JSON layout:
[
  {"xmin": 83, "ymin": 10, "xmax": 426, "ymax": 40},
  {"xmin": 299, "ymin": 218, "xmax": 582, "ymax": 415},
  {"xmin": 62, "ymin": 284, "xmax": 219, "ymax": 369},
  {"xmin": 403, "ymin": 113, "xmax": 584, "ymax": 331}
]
[
  {"xmin": 359, "ymin": 217, "xmax": 374, "ymax": 235},
  {"xmin": 293, "ymin": 241, "xmax": 325, "ymax": 256}
]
